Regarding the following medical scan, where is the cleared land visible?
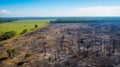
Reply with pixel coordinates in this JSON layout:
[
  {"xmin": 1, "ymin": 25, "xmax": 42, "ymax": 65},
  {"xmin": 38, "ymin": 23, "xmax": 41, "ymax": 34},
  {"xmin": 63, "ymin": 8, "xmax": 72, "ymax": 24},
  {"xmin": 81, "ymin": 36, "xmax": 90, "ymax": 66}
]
[
  {"xmin": 0, "ymin": 17, "xmax": 120, "ymax": 67},
  {"xmin": 0, "ymin": 20, "xmax": 50, "ymax": 35},
  {"xmin": 0, "ymin": 22, "xmax": 120, "ymax": 67}
]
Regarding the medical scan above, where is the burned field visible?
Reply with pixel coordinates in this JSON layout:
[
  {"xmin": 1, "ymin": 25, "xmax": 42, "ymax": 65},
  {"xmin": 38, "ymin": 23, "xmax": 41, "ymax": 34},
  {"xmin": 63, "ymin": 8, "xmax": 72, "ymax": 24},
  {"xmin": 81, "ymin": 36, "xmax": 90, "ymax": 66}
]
[{"xmin": 0, "ymin": 22, "xmax": 120, "ymax": 67}]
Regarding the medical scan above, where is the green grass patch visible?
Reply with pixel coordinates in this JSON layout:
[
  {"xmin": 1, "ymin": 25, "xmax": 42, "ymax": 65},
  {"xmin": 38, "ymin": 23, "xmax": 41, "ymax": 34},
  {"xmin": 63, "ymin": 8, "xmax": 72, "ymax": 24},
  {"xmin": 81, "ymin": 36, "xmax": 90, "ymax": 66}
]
[{"xmin": 0, "ymin": 19, "xmax": 50, "ymax": 35}]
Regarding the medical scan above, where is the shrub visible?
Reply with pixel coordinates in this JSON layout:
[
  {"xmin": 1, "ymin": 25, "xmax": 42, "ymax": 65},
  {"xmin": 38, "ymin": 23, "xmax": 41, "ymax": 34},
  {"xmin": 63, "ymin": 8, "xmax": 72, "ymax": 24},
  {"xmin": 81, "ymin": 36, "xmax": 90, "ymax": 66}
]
[
  {"xmin": 0, "ymin": 31, "xmax": 16, "ymax": 41},
  {"xmin": 6, "ymin": 48, "xmax": 16, "ymax": 58},
  {"xmin": 35, "ymin": 24, "xmax": 38, "ymax": 28},
  {"xmin": 25, "ymin": 53, "xmax": 32, "ymax": 58},
  {"xmin": 20, "ymin": 29, "xmax": 27, "ymax": 34}
]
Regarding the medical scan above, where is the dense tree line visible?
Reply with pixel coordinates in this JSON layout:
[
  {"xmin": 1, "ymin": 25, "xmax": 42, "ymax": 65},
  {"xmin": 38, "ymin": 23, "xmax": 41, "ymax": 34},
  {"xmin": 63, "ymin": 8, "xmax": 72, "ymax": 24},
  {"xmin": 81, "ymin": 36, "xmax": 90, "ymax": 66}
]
[
  {"xmin": 0, "ymin": 18, "xmax": 19, "ymax": 23},
  {"xmin": 50, "ymin": 17, "xmax": 120, "ymax": 24},
  {"xmin": 0, "ymin": 17, "xmax": 56, "ymax": 23}
]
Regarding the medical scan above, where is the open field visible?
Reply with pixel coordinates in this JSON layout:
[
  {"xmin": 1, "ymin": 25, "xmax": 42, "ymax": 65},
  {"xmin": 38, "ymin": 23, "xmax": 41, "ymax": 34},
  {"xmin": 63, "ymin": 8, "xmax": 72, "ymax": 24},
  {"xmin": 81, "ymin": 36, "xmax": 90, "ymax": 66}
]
[{"xmin": 0, "ymin": 19, "xmax": 51, "ymax": 35}]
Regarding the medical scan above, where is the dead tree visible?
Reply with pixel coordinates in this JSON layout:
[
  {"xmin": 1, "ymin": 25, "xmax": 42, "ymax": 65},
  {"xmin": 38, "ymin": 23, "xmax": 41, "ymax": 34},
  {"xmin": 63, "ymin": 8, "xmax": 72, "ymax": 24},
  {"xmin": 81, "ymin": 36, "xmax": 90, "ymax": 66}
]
[
  {"xmin": 95, "ymin": 39, "xmax": 100, "ymax": 57},
  {"xmin": 69, "ymin": 40, "xmax": 73, "ymax": 53},
  {"xmin": 40, "ymin": 39, "xmax": 47, "ymax": 56},
  {"xmin": 99, "ymin": 37, "xmax": 103, "ymax": 51},
  {"xmin": 86, "ymin": 42, "xmax": 91, "ymax": 50},
  {"xmin": 96, "ymin": 48, "xmax": 99, "ymax": 57},
  {"xmin": 80, "ymin": 39, "xmax": 85, "ymax": 50},
  {"xmin": 56, "ymin": 49, "xmax": 60, "ymax": 60},
  {"xmin": 101, "ymin": 37, "xmax": 106, "ymax": 55},
  {"xmin": 77, "ymin": 39, "xmax": 81, "ymax": 53},
  {"xmin": 107, "ymin": 47, "xmax": 111, "ymax": 59},
  {"xmin": 59, "ymin": 35, "xmax": 65, "ymax": 51},
  {"xmin": 54, "ymin": 51, "xmax": 57, "ymax": 61},
  {"xmin": 112, "ymin": 36, "xmax": 116, "ymax": 53},
  {"xmin": 76, "ymin": 30, "xmax": 85, "ymax": 53}
]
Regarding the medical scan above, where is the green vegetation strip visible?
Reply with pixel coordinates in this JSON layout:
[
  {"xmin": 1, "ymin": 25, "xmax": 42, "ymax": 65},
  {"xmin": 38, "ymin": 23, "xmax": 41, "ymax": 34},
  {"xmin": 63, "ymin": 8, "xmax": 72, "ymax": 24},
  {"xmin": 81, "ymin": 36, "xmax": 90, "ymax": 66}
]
[
  {"xmin": 0, "ymin": 20, "xmax": 50, "ymax": 35},
  {"xmin": 0, "ymin": 19, "xmax": 50, "ymax": 41}
]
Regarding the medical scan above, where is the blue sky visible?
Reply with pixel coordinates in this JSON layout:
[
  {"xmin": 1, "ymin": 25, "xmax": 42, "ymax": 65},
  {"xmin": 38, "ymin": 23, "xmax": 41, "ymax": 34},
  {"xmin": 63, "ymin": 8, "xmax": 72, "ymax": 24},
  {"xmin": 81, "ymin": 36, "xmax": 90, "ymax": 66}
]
[{"xmin": 0, "ymin": 0, "xmax": 120, "ymax": 17}]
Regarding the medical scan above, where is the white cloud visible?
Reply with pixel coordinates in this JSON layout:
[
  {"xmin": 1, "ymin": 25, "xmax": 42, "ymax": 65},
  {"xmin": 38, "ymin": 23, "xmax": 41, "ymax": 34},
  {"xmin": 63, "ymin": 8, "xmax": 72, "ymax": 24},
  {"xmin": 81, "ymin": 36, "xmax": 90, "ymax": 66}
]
[
  {"xmin": 67, "ymin": 6, "xmax": 120, "ymax": 16},
  {"xmin": 0, "ymin": 10, "xmax": 11, "ymax": 15},
  {"xmin": 35, "ymin": 6, "xmax": 120, "ymax": 17},
  {"xmin": 1, "ymin": 6, "xmax": 120, "ymax": 17}
]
